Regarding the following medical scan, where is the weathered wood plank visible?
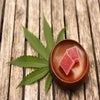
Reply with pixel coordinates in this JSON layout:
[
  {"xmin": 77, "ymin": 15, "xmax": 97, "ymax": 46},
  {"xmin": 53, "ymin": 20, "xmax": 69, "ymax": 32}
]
[
  {"xmin": 64, "ymin": 0, "xmax": 78, "ymax": 40},
  {"xmin": 64, "ymin": 0, "xmax": 85, "ymax": 100},
  {"xmin": 0, "ymin": 0, "xmax": 16, "ymax": 100},
  {"xmin": 98, "ymin": 0, "xmax": 100, "ymax": 7},
  {"xmin": 8, "ymin": 0, "xmax": 27, "ymax": 100},
  {"xmin": 52, "ymin": 0, "xmax": 69, "ymax": 100},
  {"xmin": 39, "ymin": 0, "xmax": 53, "ymax": 100},
  {"xmin": 25, "ymin": 0, "xmax": 39, "ymax": 100},
  {"xmin": 76, "ymin": 0, "xmax": 99, "ymax": 99},
  {"xmin": 0, "ymin": 0, "xmax": 5, "ymax": 40},
  {"xmin": 87, "ymin": 0, "xmax": 100, "ymax": 98}
]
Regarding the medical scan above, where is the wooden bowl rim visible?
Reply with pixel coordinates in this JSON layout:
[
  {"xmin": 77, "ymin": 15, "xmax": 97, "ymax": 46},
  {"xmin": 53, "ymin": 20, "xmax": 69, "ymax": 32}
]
[{"xmin": 49, "ymin": 39, "xmax": 89, "ymax": 84}]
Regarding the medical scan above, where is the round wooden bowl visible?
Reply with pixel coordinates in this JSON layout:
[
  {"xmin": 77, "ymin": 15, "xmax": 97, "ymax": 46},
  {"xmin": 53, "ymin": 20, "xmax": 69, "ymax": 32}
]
[{"xmin": 49, "ymin": 39, "xmax": 89, "ymax": 90}]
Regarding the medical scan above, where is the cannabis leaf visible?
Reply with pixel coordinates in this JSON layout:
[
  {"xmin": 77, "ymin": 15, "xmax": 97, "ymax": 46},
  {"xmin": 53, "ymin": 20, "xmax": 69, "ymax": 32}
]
[
  {"xmin": 45, "ymin": 73, "xmax": 53, "ymax": 93},
  {"xmin": 17, "ymin": 67, "xmax": 49, "ymax": 87},
  {"xmin": 9, "ymin": 16, "xmax": 66, "ymax": 93},
  {"xmin": 56, "ymin": 27, "xmax": 66, "ymax": 43},
  {"xmin": 23, "ymin": 27, "xmax": 49, "ymax": 60},
  {"xmin": 43, "ymin": 16, "xmax": 54, "ymax": 53},
  {"xmin": 8, "ymin": 56, "xmax": 48, "ymax": 68}
]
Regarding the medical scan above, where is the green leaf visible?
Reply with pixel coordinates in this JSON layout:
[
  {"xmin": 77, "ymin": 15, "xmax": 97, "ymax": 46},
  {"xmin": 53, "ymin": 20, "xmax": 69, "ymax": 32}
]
[
  {"xmin": 8, "ymin": 56, "xmax": 48, "ymax": 68},
  {"xmin": 45, "ymin": 73, "xmax": 53, "ymax": 93},
  {"xmin": 43, "ymin": 16, "xmax": 54, "ymax": 53},
  {"xmin": 56, "ymin": 27, "xmax": 66, "ymax": 43},
  {"xmin": 23, "ymin": 27, "xmax": 49, "ymax": 60},
  {"xmin": 17, "ymin": 67, "xmax": 49, "ymax": 87}
]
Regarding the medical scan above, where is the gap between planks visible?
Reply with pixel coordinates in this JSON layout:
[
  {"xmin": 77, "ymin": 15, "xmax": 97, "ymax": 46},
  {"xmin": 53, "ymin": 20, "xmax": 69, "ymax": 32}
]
[{"xmin": 0, "ymin": 0, "xmax": 6, "ymax": 51}]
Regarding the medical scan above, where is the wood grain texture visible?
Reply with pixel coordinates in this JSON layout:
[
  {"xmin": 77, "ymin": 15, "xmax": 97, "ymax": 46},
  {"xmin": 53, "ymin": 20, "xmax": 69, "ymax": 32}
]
[
  {"xmin": 98, "ymin": 0, "xmax": 100, "ymax": 6},
  {"xmin": 76, "ymin": 0, "xmax": 99, "ymax": 99},
  {"xmin": 64, "ymin": 0, "xmax": 84, "ymax": 100},
  {"xmin": 0, "ymin": 0, "xmax": 5, "ymax": 38},
  {"xmin": 0, "ymin": 0, "xmax": 15, "ymax": 100},
  {"xmin": 52, "ymin": 0, "xmax": 69, "ymax": 100},
  {"xmin": 39, "ymin": 0, "xmax": 53, "ymax": 100},
  {"xmin": 87, "ymin": 0, "xmax": 100, "ymax": 98},
  {"xmin": 0, "ymin": 0, "xmax": 100, "ymax": 99},
  {"xmin": 25, "ymin": 0, "xmax": 39, "ymax": 100},
  {"xmin": 64, "ymin": 0, "xmax": 78, "ymax": 40},
  {"xmin": 9, "ymin": 0, "xmax": 26, "ymax": 100}
]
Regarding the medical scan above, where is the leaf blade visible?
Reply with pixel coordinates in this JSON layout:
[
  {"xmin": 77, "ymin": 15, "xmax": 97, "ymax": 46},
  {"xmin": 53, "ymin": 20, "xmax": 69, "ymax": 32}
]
[
  {"xmin": 43, "ymin": 16, "xmax": 54, "ymax": 53},
  {"xmin": 17, "ymin": 67, "xmax": 49, "ymax": 87},
  {"xmin": 45, "ymin": 73, "xmax": 53, "ymax": 93},
  {"xmin": 8, "ymin": 56, "xmax": 48, "ymax": 68},
  {"xmin": 23, "ymin": 27, "xmax": 49, "ymax": 60},
  {"xmin": 56, "ymin": 27, "xmax": 66, "ymax": 43}
]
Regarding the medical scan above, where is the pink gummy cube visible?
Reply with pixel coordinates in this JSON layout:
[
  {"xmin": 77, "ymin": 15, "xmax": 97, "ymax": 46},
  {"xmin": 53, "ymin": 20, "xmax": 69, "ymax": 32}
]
[
  {"xmin": 67, "ymin": 46, "xmax": 79, "ymax": 63},
  {"xmin": 60, "ymin": 53, "xmax": 75, "ymax": 75}
]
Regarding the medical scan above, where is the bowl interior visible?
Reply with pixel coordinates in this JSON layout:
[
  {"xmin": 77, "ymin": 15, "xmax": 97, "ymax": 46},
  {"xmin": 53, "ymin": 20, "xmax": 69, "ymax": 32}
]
[{"xmin": 50, "ymin": 39, "xmax": 89, "ymax": 83}]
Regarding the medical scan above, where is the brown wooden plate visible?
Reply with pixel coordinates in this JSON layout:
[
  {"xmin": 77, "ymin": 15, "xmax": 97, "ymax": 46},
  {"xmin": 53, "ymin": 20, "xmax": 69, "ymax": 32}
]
[{"xmin": 49, "ymin": 39, "xmax": 89, "ymax": 90}]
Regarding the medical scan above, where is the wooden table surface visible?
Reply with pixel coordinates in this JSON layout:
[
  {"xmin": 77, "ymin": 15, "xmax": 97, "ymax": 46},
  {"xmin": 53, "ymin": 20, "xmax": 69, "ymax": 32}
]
[{"xmin": 0, "ymin": 0, "xmax": 100, "ymax": 100}]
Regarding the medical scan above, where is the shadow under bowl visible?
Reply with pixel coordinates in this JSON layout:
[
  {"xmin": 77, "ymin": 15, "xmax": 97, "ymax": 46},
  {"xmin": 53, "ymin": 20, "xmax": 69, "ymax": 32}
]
[{"xmin": 49, "ymin": 39, "xmax": 89, "ymax": 90}]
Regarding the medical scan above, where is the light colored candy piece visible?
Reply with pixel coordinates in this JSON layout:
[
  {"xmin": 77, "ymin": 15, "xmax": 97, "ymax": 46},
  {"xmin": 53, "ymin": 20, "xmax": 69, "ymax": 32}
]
[
  {"xmin": 60, "ymin": 53, "xmax": 75, "ymax": 75},
  {"xmin": 67, "ymin": 46, "xmax": 79, "ymax": 63}
]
